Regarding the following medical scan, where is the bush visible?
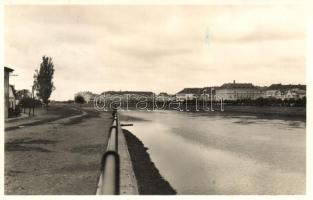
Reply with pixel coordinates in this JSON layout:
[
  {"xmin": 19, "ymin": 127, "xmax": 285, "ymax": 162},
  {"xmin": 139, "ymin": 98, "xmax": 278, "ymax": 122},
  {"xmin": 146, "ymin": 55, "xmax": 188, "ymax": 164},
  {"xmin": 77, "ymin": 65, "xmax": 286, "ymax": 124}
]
[
  {"xmin": 223, "ymin": 97, "xmax": 306, "ymax": 107},
  {"xmin": 75, "ymin": 95, "xmax": 85, "ymax": 104}
]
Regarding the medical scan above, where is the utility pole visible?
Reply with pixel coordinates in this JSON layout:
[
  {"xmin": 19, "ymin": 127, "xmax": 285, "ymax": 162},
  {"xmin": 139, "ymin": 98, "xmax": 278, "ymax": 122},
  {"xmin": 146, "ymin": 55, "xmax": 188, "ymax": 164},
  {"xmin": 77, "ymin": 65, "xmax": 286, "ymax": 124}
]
[
  {"xmin": 22, "ymin": 89, "xmax": 26, "ymax": 113},
  {"xmin": 28, "ymin": 91, "xmax": 31, "ymax": 117},
  {"xmin": 32, "ymin": 71, "xmax": 38, "ymax": 117},
  {"xmin": 32, "ymin": 85, "xmax": 35, "ymax": 116},
  {"xmin": 28, "ymin": 85, "xmax": 34, "ymax": 117}
]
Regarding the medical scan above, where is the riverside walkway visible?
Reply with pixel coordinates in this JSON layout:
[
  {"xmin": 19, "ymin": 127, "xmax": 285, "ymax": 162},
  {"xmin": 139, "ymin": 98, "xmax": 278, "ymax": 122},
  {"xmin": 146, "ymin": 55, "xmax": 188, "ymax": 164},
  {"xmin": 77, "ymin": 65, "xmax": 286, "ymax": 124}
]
[{"xmin": 5, "ymin": 104, "xmax": 138, "ymax": 195}]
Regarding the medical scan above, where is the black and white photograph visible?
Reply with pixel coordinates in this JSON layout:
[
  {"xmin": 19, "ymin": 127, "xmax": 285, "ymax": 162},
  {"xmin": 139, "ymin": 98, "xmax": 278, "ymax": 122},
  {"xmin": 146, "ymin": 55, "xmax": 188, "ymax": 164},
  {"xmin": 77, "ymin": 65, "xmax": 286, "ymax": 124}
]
[{"xmin": 1, "ymin": 0, "xmax": 312, "ymax": 197}]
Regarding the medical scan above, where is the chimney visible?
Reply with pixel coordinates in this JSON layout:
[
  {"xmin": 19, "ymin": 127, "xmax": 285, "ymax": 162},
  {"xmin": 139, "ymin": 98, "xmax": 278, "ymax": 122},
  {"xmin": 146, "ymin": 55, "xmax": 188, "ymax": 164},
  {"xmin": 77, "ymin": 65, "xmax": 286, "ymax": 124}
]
[{"xmin": 233, "ymin": 80, "xmax": 236, "ymax": 84}]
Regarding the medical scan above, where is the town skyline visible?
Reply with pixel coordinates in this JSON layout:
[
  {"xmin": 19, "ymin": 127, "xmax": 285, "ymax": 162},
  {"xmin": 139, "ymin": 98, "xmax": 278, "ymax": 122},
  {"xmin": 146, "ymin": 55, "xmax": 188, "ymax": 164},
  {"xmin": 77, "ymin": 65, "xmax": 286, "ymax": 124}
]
[
  {"xmin": 5, "ymin": 5, "xmax": 308, "ymax": 100},
  {"xmin": 9, "ymin": 70, "xmax": 307, "ymax": 101},
  {"xmin": 75, "ymin": 81, "xmax": 306, "ymax": 98}
]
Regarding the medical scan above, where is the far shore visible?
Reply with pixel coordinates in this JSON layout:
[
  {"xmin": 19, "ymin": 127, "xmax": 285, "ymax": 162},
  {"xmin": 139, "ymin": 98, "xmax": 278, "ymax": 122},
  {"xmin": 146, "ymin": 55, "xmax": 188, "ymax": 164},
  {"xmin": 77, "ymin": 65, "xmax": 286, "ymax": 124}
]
[
  {"xmin": 117, "ymin": 105, "xmax": 305, "ymax": 122},
  {"xmin": 219, "ymin": 105, "xmax": 306, "ymax": 121}
]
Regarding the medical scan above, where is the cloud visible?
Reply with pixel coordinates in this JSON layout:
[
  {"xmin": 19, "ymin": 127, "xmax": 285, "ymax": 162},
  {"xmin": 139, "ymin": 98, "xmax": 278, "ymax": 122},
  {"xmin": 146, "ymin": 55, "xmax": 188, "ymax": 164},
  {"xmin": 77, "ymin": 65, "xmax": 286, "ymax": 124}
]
[
  {"xmin": 114, "ymin": 42, "xmax": 195, "ymax": 62},
  {"xmin": 207, "ymin": 5, "xmax": 308, "ymax": 43},
  {"xmin": 4, "ymin": 5, "xmax": 308, "ymax": 100}
]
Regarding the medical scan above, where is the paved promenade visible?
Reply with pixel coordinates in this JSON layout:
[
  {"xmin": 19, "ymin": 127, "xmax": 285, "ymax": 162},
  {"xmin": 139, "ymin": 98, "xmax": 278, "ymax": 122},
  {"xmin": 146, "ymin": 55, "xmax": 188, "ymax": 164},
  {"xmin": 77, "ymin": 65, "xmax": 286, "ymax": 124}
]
[{"xmin": 5, "ymin": 105, "xmax": 114, "ymax": 194}]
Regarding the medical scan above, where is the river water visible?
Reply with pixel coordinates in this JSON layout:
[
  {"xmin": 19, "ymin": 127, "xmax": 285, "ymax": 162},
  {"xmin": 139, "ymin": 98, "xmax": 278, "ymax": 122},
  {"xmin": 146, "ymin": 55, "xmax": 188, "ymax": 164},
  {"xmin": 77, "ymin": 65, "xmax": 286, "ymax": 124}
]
[{"xmin": 121, "ymin": 110, "xmax": 305, "ymax": 195}]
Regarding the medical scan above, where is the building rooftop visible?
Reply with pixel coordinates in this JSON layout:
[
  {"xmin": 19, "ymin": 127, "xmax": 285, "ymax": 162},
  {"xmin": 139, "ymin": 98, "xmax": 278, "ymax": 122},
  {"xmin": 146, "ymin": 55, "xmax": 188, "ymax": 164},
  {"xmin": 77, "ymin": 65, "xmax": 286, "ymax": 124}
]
[
  {"xmin": 4, "ymin": 66, "xmax": 14, "ymax": 73},
  {"xmin": 220, "ymin": 83, "xmax": 255, "ymax": 89},
  {"xmin": 176, "ymin": 88, "xmax": 203, "ymax": 94},
  {"xmin": 158, "ymin": 92, "xmax": 171, "ymax": 96},
  {"xmin": 104, "ymin": 91, "xmax": 154, "ymax": 96},
  {"xmin": 268, "ymin": 84, "xmax": 306, "ymax": 91},
  {"xmin": 203, "ymin": 86, "xmax": 220, "ymax": 91}
]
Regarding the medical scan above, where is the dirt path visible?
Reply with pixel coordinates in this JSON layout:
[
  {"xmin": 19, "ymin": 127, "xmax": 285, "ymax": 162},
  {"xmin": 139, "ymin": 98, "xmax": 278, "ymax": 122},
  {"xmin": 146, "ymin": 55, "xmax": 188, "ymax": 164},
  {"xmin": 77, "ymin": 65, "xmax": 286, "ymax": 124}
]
[
  {"xmin": 5, "ymin": 105, "xmax": 84, "ymax": 131},
  {"xmin": 5, "ymin": 105, "xmax": 112, "ymax": 194}
]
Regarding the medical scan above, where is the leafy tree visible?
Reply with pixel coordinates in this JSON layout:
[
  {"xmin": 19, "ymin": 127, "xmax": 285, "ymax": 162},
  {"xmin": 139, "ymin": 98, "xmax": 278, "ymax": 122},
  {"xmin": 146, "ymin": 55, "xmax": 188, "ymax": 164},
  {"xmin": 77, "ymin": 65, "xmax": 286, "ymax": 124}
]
[
  {"xmin": 19, "ymin": 97, "xmax": 33, "ymax": 108},
  {"xmin": 35, "ymin": 56, "xmax": 55, "ymax": 106},
  {"xmin": 16, "ymin": 89, "xmax": 31, "ymax": 100},
  {"xmin": 75, "ymin": 95, "xmax": 85, "ymax": 104}
]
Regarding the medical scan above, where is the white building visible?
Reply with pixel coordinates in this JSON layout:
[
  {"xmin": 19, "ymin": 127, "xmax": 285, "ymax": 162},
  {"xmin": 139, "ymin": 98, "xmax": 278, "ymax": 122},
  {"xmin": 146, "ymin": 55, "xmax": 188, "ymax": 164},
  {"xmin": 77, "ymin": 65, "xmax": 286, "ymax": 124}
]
[
  {"xmin": 4, "ymin": 66, "xmax": 14, "ymax": 118},
  {"xmin": 285, "ymin": 88, "xmax": 306, "ymax": 99},
  {"xmin": 264, "ymin": 90, "xmax": 283, "ymax": 99},
  {"xmin": 175, "ymin": 88, "xmax": 203, "ymax": 101},
  {"xmin": 265, "ymin": 84, "xmax": 306, "ymax": 100},
  {"xmin": 215, "ymin": 81, "xmax": 261, "ymax": 100},
  {"xmin": 9, "ymin": 85, "xmax": 16, "ymax": 110}
]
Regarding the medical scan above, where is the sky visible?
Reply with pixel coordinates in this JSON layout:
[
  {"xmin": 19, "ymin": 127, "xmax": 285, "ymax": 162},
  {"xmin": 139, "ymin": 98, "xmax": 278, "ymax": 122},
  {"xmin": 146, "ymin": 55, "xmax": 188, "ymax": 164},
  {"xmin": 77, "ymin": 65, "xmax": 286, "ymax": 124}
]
[{"xmin": 4, "ymin": 4, "xmax": 310, "ymax": 100}]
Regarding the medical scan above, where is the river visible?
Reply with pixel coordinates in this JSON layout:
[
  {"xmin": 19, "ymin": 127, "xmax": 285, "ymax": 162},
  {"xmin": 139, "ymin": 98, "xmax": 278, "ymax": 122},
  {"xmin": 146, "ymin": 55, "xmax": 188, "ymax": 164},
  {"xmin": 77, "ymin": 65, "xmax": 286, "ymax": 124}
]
[{"xmin": 121, "ymin": 110, "xmax": 305, "ymax": 195}]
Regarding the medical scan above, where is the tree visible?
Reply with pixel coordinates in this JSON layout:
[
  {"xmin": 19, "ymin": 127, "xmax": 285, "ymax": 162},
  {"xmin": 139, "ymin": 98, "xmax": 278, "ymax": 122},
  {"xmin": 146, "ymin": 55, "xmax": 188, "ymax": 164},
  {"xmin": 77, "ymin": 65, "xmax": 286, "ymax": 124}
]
[
  {"xmin": 75, "ymin": 95, "xmax": 85, "ymax": 104},
  {"xmin": 16, "ymin": 89, "xmax": 31, "ymax": 113},
  {"xmin": 19, "ymin": 97, "xmax": 33, "ymax": 108},
  {"xmin": 36, "ymin": 56, "xmax": 55, "ymax": 106},
  {"xmin": 16, "ymin": 89, "xmax": 31, "ymax": 100}
]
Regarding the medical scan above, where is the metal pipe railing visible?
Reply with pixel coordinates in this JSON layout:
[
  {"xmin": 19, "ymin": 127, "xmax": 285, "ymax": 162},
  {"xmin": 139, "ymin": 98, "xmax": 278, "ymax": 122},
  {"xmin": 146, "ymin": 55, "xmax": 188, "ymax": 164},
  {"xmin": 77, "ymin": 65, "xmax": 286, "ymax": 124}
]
[{"xmin": 96, "ymin": 110, "xmax": 120, "ymax": 195}]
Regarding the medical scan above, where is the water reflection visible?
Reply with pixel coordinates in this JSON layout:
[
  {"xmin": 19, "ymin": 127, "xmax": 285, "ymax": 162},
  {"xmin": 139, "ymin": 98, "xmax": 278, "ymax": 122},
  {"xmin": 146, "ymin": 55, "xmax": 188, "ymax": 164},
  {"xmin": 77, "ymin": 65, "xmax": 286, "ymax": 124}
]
[{"xmin": 122, "ymin": 111, "xmax": 305, "ymax": 194}]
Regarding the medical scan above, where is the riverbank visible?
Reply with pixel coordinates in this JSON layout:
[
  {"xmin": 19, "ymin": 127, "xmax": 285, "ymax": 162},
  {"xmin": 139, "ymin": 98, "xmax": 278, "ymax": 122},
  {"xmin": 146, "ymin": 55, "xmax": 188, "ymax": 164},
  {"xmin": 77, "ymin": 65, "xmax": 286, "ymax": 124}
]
[
  {"xmin": 168, "ymin": 104, "xmax": 306, "ymax": 120},
  {"xmin": 219, "ymin": 105, "xmax": 306, "ymax": 121},
  {"xmin": 123, "ymin": 129, "xmax": 176, "ymax": 195}
]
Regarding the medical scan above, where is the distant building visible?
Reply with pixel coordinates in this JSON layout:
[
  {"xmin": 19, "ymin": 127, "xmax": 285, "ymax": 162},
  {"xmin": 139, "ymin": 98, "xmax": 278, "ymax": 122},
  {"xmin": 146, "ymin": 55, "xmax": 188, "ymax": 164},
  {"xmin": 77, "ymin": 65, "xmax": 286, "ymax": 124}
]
[
  {"xmin": 104, "ymin": 91, "xmax": 155, "ymax": 101},
  {"xmin": 155, "ymin": 92, "xmax": 175, "ymax": 102},
  {"xmin": 201, "ymin": 87, "xmax": 218, "ymax": 101},
  {"xmin": 296, "ymin": 89, "xmax": 306, "ymax": 99},
  {"xmin": 285, "ymin": 88, "xmax": 306, "ymax": 99},
  {"xmin": 265, "ymin": 90, "xmax": 283, "ymax": 99},
  {"xmin": 4, "ymin": 66, "xmax": 14, "ymax": 118},
  {"xmin": 175, "ymin": 88, "xmax": 203, "ymax": 101},
  {"xmin": 265, "ymin": 84, "xmax": 306, "ymax": 99},
  {"xmin": 267, "ymin": 84, "xmax": 306, "ymax": 91},
  {"xmin": 215, "ymin": 81, "xmax": 261, "ymax": 100}
]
